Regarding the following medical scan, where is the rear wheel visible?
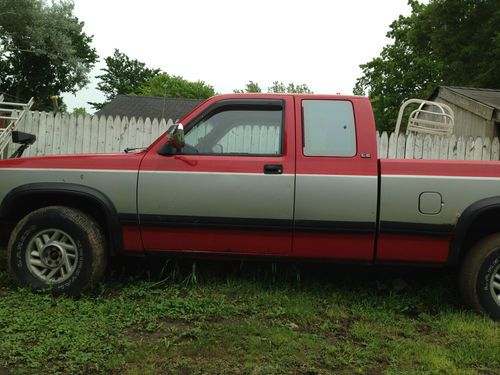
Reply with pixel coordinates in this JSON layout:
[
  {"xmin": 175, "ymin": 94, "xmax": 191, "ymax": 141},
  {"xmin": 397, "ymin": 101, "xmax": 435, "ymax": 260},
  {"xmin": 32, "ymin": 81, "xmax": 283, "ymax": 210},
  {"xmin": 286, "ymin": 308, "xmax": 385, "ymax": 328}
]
[
  {"xmin": 7, "ymin": 206, "xmax": 107, "ymax": 296},
  {"xmin": 459, "ymin": 233, "xmax": 500, "ymax": 320}
]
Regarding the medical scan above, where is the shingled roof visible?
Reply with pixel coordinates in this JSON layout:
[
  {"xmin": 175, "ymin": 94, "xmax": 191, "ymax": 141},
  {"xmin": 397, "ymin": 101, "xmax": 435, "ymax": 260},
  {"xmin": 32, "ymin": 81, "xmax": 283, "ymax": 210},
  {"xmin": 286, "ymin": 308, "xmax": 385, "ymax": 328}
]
[
  {"xmin": 444, "ymin": 87, "xmax": 500, "ymax": 110},
  {"xmin": 95, "ymin": 95, "xmax": 203, "ymax": 121},
  {"xmin": 428, "ymin": 86, "xmax": 500, "ymax": 123},
  {"xmin": 430, "ymin": 87, "xmax": 500, "ymax": 111}
]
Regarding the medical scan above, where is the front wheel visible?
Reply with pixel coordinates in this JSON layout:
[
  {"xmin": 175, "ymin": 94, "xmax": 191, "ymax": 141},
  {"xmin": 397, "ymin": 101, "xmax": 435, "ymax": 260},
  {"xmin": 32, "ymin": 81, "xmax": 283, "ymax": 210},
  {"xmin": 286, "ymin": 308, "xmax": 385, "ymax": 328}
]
[
  {"xmin": 7, "ymin": 206, "xmax": 107, "ymax": 296},
  {"xmin": 459, "ymin": 233, "xmax": 500, "ymax": 320}
]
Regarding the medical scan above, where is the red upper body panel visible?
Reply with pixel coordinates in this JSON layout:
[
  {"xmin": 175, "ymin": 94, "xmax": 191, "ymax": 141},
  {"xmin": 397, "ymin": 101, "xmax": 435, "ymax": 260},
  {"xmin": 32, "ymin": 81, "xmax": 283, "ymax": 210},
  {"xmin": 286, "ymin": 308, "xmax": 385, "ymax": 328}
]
[
  {"xmin": 380, "ymin": 158, "xmax": 500, "ymax": 178},
  {"xmin": 0, "ymin": 93, "xmax": 498, "ymax": 179},
  {"xmin": 2, "ymin": 93, "xmax": 500, "ymax": 264},
  {"xmin": 0, "ymin": 152, "xmax": 145, "ymax": 171}
]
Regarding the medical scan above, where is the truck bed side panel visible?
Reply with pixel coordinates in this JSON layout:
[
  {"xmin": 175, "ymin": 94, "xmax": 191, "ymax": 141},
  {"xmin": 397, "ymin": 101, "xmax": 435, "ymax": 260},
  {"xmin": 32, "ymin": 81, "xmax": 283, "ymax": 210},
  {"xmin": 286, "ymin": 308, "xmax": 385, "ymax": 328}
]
[{"xmin": 378, "ymin": 159, "xmax": 500, "ymax": 263}]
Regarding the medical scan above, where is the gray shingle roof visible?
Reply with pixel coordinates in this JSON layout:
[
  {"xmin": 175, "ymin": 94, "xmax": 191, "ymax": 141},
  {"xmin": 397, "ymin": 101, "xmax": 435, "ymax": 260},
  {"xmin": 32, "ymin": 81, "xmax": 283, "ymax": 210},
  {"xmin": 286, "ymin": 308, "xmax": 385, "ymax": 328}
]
[
  {"xmin": 95, "ymin": 95, "xmax": 203, "ymax": 121},
  {"xmin": 446, "ymin": 87, "xmax": 500, "ymax": 110},
  {"xmin": 431, "ymin": 87, "xmax": 500, "ymax": 110}
]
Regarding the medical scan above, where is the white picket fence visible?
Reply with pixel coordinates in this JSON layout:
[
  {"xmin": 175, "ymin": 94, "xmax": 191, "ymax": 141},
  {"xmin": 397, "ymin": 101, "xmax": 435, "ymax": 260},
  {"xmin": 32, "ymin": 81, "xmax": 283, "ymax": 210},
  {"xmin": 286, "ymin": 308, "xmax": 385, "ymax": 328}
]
[
  {"xmin": 187, "ymin": 123, "xmax": 281, "ymax": 155},
  {"xmin": 4, "ymin": 111, "xmax": 174, "ymax": 158},
  {"xmin": 4, "ymin": 111, "xmax": 500, "ymax": 161},
  {"xmin": 377, "ymin": 131, "xmax": 500, "ymax": 161}
]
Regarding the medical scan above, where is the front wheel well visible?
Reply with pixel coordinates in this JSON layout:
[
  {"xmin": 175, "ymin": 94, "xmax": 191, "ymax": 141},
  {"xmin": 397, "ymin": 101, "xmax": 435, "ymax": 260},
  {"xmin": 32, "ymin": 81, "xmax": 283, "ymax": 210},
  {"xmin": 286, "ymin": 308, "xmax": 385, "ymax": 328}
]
[{"xmin": 0, "ymin": 187, "xmax": 123, "ymax": 256}]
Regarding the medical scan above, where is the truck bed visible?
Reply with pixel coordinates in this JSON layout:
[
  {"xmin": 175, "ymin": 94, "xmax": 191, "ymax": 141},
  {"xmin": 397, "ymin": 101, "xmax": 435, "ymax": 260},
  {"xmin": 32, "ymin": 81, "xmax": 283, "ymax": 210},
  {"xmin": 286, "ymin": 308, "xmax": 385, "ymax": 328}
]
[{"xmin": 378, "ymin": 158, "xmax": 500, "ymax": 263}]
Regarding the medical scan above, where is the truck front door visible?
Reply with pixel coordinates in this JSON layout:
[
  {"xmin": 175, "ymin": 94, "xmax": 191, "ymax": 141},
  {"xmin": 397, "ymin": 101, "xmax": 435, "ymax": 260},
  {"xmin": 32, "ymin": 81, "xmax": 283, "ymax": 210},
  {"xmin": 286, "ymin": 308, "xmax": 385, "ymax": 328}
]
[{"xmin": 138, "ymin": 96, "xmax": 295, "ymax": 255}]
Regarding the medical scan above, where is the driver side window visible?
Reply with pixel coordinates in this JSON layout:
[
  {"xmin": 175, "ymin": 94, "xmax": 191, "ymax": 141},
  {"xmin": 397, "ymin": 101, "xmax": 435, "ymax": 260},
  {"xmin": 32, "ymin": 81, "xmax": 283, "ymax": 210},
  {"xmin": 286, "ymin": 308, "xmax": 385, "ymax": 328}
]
[{"xmin": 184, "ymin": 105, "xmax": 283, "ymax": 155}]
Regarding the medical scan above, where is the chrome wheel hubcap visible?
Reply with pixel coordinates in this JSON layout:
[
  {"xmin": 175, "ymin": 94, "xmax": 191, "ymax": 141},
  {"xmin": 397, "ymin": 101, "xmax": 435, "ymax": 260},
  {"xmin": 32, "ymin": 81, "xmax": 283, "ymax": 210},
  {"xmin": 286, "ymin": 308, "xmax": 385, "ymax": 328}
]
[
  {"xmin": 26, "ymin": 229, "xmax": 79, "ymax": 284},
  {"xmin": 491, "ymin": 263, "xmax": 500, "ymax": 306}
]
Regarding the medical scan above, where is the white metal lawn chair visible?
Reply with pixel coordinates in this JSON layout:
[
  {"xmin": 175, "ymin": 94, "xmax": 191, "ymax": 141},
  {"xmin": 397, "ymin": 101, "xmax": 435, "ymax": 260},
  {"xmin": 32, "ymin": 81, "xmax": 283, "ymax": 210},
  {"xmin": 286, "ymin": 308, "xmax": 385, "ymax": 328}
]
[{"xmin": 394, "ymin": 99, "xmax": 454, "ymax": 136}]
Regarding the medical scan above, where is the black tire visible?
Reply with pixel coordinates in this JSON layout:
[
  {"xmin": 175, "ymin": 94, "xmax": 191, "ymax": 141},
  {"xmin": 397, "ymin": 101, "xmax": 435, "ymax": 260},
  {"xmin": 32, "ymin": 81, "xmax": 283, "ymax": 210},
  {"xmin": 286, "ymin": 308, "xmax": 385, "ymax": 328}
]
[
  {"xmin": 7, "ymin": 206, "xmax": 107, "ymax": 296},
  {"xmin": 459, "ymin": 233, "xmax": 500, "ymax": 320}
]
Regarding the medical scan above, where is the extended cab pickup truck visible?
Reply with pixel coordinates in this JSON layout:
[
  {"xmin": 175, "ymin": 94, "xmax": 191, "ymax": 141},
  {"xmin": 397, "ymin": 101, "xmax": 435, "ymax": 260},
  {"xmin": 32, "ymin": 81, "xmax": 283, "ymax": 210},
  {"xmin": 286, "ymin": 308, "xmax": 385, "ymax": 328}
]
[{"xmin": 1, "ymin": 93, "xmax": 500, "ymax": 319}]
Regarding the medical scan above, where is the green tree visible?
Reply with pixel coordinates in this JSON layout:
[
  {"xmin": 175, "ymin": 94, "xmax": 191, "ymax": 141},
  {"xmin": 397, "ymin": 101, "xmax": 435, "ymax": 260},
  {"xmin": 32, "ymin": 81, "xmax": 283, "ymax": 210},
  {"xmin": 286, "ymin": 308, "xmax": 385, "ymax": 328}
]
[
  {"xmin": 0, "ymin": 0, "xmax": 97, "ymax": 111},
  {"xmin": 235, "ymin": 80, "xmax": 313, "ymax": 94},
  {"xmin": 139, "ymin": 73, "xmax": 215, "ymax": 99},
  {"xmin": 234, "ymin": 81, "xmax": 262, "ymax": 93},
  {"xmin": 354, "ymin": 0, "xmax": 500, "ymax": 132},
  {"xmin": 268, "ymin": 81, "xmax": 313, "ymax": 94},
  {"xmin": 72, "ymin": 107, "xmax": 87, "ymax": 116},
  {"xmin": 89, "ymin": 49, "xmax": 160, "ymax": 110}
]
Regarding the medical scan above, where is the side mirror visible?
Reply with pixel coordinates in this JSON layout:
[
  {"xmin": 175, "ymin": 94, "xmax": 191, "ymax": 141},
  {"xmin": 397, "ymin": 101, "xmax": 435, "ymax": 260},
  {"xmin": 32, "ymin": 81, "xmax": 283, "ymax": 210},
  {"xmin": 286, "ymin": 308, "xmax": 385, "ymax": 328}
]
[
  {"xmin": 169, "ymin": 123, "xmax": 185, "ymax": 149},
  {"xmin": 12, "ymin": 131, "xmax": 36, "ymax": 145},
  {"xmin": 10, "ymin": 131, "xmax": 37, "ymax": 159},
  {"xmin": 158, "ymin": 123, "xmax": 185, "ymax": 156}
]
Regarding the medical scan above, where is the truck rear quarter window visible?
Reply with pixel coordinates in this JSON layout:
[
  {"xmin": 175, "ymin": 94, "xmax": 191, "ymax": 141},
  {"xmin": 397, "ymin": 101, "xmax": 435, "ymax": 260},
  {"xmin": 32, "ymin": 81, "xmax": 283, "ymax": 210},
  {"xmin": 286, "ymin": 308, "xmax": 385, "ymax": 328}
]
[{"xmin": 302, "ymin": 100, "xmax": 356, "ymax": 157}]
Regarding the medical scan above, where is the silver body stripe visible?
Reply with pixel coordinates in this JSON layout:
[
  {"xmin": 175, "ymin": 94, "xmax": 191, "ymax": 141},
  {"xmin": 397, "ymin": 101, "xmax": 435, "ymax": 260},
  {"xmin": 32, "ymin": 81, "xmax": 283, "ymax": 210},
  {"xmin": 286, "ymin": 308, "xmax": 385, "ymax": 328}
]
[
  {"xmin": 0, "ymin": 169, "xmax": 138, "ymax": 214},
  {"xmin": 0, "ymin": 168, "xmax": 134, "ymax": 173},
  {"xmin": 3, "ymin": 165, "xmax": 500, "ymax": 232},
  {"xmin": 0, "ymin": 168, "xmax": 293, "ymax": 176},
  {"xmin": 139, "ymin": 170, "xmax": 294, "ymax": 177},
  {"xmin": 380, "ymin": 174, "xmax": 500, "ymax": 225},
  {"xmin": 295, "ymin": 175, "xmax": 378, "ymax": 223},
  {"xmin": 138, "ymin": 171, "xmax": 294, "ymax": 219},
  {"xmin": 382, "ymin": 174, "xmax": 500, "ymax": 181}
]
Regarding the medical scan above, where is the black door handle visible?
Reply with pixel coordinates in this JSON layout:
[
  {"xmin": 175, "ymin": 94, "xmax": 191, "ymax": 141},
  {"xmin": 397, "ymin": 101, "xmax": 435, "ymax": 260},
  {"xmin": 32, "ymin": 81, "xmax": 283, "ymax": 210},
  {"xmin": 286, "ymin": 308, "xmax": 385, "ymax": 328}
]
[{"xmin": 264, "ymin": 164, "xmax": 283, "ymax": 174}]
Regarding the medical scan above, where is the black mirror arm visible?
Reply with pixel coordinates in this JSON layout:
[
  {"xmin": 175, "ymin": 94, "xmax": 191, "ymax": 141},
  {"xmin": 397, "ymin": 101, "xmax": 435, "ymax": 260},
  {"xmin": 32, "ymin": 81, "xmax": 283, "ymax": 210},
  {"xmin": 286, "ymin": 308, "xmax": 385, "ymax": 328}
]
[{"xmin": 10, "ymin": 144, "xmax": 30, "ymax": 158}]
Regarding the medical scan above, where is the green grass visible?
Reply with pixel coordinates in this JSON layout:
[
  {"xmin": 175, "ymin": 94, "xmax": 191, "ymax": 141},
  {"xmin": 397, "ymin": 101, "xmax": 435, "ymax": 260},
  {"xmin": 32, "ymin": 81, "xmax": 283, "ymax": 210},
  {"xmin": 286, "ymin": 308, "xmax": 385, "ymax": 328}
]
[{"xmin": 0, "ymin": 252, "xmax": 498, "ymax": 375}]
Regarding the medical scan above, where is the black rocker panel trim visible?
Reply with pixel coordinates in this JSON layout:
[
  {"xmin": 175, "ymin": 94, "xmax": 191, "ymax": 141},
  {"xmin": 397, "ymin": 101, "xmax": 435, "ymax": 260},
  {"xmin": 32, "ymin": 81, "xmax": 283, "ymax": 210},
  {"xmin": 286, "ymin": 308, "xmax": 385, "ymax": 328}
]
[
  {"xmin": 294, "ymin": 220, "xmax": 376, "ymax": 234},
  {"xmin": 380, "ymin": 221, "xmax": 454, "ymax": 237},
  {"xmin": 118, "ymin": 213, "xmax": 139, "ymax": 225},
  {"xmin": 124, "ymin": 214, "xmax": 376, "ymax": 234},
  {"xmin": 137, "ymin": 214, "xmax": 292, "ymax": 231}
]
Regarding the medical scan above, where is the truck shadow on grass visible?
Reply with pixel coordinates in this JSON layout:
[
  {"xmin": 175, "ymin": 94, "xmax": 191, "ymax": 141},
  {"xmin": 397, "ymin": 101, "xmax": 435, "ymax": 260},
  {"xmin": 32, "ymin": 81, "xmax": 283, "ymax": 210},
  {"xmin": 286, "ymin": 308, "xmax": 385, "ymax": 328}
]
[
  {"xmin": 105, "ymin": 256, "xmax": 461, "ymax": 317},
  {"xmin": 2, "ymin": 252, "xmax": 498, "ymax": 375}
]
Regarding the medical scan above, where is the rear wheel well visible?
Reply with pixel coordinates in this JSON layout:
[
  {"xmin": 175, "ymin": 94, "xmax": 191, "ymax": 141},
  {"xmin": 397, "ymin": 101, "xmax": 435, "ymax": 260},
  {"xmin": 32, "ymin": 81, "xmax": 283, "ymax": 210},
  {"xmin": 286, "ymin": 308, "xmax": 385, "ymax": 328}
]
[
  {"xmin": 457, "ymin": 208, "xmax": 500, "ymax": 264},
  {"xmin": 1, "ymin": 193, "xmax": 117, "ymax": 255}
]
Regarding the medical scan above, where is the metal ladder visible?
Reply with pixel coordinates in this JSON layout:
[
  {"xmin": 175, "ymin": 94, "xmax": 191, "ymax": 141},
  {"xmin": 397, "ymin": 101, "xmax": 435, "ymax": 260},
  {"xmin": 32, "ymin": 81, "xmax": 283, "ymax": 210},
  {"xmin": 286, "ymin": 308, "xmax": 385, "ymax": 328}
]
[{"xmin": 0, "ymin": 95, "xmax": 35, "ymax": 159}]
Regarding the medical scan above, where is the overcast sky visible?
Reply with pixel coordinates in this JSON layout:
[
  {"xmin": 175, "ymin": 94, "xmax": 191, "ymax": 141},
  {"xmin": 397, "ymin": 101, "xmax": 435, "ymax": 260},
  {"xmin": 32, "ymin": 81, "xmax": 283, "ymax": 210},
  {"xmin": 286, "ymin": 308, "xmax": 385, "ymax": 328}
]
[{"xmin": 63, "ymin": 0, "xmax": 419, "ymax": 112}]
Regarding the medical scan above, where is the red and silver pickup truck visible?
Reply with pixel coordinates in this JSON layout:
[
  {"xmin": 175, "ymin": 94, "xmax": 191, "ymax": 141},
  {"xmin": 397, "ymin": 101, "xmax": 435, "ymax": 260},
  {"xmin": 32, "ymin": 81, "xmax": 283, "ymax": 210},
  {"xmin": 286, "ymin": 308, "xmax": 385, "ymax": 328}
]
[{"xmin": 1, "ymin": 94, "xmax": 500, "ymax": 319}]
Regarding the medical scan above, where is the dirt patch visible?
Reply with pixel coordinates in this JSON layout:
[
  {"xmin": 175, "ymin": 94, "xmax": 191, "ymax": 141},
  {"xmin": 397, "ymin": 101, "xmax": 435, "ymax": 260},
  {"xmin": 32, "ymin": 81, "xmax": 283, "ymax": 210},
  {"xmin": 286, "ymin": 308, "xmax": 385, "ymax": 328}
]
[
  {"xmin": 124, "ymin": 319, "xmax": 194, "ymax": 343},
  {"xmin": 325, "ymin": 316, "xmax": 356, "ymax": 343}
]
